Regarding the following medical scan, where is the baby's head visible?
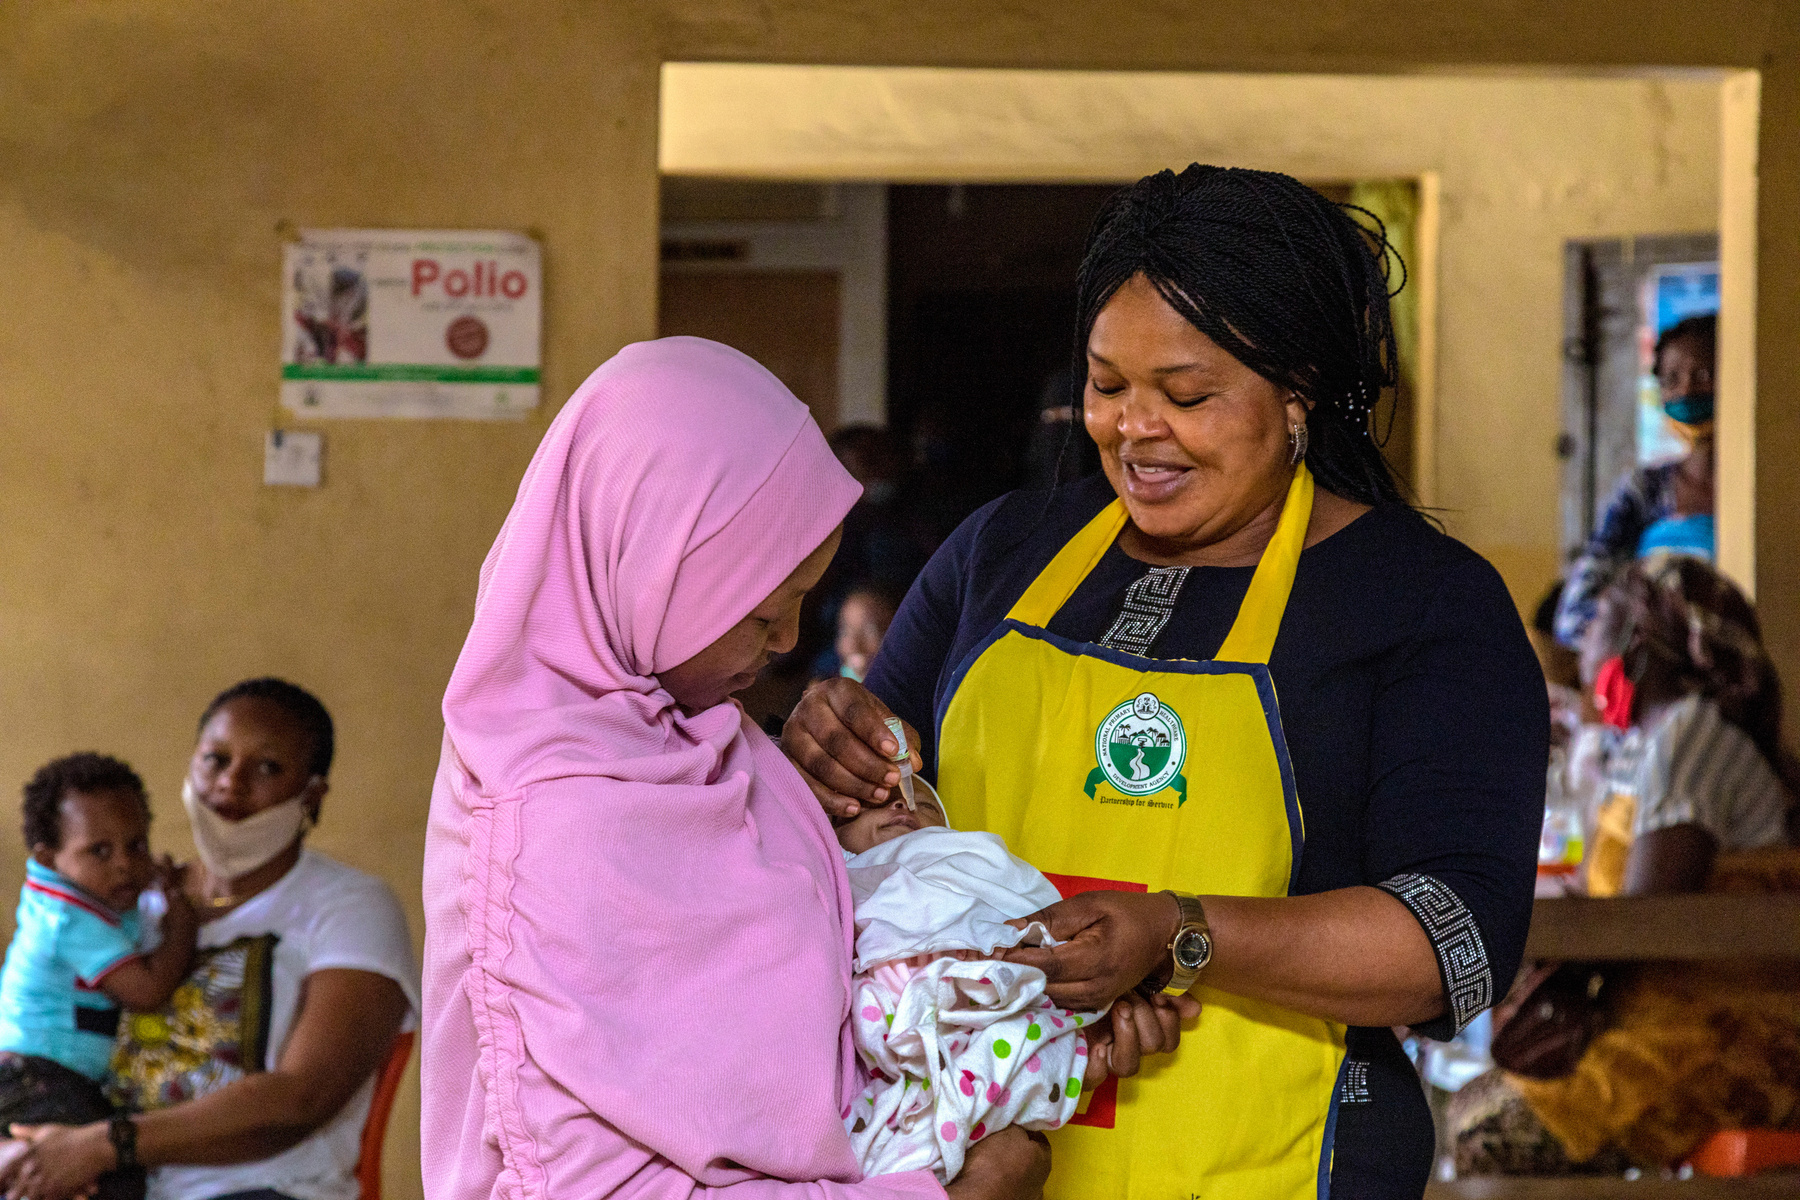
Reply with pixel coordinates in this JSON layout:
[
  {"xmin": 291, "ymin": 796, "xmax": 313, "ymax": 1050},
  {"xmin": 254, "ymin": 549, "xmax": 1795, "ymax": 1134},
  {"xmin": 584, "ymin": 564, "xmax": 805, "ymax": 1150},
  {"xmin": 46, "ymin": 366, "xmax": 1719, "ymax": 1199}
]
[
  {"xmin": 24, "ymin": 753, "xmax": 155, "ymax": 914},
  {"xmin": 835, "ymin": 789, "xmax": 948, "ymax": 854}
]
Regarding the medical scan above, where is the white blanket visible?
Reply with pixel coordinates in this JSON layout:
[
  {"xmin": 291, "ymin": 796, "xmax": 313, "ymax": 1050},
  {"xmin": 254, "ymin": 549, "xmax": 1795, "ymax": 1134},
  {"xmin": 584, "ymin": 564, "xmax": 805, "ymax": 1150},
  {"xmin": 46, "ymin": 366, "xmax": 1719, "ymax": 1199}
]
[
  {"xmin": 842, "ymin": 828, "xmax": 1098, "ymax": 1182},
  {"xmin": 844, "ymin": 826, "xmax": 1061, "ymax": 971}
]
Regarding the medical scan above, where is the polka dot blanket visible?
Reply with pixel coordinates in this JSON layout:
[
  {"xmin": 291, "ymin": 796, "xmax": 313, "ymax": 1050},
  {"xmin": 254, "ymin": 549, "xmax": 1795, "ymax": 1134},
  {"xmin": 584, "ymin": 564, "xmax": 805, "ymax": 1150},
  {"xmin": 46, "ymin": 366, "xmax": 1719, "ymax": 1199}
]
[{"xmin": 842, "ymin": 828, "xmax": 1104, "ymax": 1181}]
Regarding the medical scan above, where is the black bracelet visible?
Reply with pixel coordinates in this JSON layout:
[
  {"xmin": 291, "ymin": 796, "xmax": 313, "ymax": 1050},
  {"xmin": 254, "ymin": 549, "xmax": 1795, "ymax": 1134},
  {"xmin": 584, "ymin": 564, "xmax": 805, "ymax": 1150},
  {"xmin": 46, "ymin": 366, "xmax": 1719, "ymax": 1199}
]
[
  {"xmin": 1133, "ymin": 959, "xmax": 1174, "ymax": 1000},
  {"xmin": 107, "ymin": 1115, "xmax": 138, "ymax": 1172}
]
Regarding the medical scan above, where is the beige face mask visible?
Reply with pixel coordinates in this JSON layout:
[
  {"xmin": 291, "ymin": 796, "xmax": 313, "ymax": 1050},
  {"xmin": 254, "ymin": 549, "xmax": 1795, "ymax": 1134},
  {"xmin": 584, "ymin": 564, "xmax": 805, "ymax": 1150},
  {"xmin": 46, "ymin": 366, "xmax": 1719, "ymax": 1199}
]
[{"xmin": 181, "ymin": 777, "xmax": 318, "ymax": 881}]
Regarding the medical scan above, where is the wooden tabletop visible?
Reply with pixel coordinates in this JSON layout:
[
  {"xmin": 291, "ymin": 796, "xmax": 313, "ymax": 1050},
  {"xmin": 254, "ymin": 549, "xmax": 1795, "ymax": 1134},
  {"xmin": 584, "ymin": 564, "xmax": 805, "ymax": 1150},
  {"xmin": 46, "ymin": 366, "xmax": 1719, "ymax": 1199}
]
[
  {"xmin": 1522, "ymin": 895, "xmax": 1800, "ymax": 961},
  {"xmin": 1428, "ymin": 1175, "xmax": 1800, "ymax": 1199}
]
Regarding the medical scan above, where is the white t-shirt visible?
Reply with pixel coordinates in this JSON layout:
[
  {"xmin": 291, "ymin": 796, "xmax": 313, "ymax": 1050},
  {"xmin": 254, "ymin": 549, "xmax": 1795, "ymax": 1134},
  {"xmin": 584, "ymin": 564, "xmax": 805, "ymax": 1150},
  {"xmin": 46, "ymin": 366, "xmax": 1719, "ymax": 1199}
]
[
  {"xmin": 148, "ymin": 850, "xmax": 420, "ymax": 1200},
  {"xmin": 1608, "ymin": 693, "xmax": 1790, "ymax": 850}
]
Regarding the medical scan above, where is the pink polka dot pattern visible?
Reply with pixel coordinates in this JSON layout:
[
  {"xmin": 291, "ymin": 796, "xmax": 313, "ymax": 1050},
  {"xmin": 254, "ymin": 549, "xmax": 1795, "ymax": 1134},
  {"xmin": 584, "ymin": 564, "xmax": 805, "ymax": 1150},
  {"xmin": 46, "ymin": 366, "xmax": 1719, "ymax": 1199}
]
[{"xmin": 845, "ymin": 958, "xmax": 1106, "ymax": 1177}]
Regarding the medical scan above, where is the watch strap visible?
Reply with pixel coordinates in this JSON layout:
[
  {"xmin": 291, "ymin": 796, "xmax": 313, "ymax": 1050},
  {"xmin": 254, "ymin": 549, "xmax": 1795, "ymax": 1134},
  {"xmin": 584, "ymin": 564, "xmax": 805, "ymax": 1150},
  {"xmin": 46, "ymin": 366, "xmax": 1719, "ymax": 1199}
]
[
  {"xmin": 109, "ymin": 1114, "xmax": 138, "ymax": 1171},
  {"xmin": 1164, "ymin": 890, "xmax": 1211, "ymax": 994}
]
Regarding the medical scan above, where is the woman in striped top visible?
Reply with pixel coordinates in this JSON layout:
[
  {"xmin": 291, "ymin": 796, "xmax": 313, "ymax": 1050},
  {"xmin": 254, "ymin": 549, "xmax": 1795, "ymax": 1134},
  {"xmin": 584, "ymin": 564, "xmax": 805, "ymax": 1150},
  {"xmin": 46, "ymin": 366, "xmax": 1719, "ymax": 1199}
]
[{"xmin": 1454, "ymin": 554, "xmax": 1799, "ymax": 1175}]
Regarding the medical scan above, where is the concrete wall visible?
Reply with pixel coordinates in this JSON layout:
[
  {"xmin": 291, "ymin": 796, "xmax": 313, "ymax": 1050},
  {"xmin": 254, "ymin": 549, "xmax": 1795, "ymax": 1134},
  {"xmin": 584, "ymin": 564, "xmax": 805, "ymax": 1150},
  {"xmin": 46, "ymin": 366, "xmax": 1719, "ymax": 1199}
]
[
  {"xmin": 1, "ymin": 5, "xmax": 1797, "ymax": 1200},
  {"xmin": 662, "ymin": 65, "xmax": 1725, "ymax": 610},
  {"xmin": 0, "ymin": 7, "xmax": 659, "ymax": 1195}
]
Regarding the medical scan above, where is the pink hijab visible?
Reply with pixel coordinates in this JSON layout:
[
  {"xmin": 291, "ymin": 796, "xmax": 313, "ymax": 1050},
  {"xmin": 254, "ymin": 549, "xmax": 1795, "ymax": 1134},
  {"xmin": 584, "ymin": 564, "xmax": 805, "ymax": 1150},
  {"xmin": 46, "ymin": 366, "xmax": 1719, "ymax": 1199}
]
[{"xmin": 422, "ymin": 338, "xmax": 939, "ymax": 1200}]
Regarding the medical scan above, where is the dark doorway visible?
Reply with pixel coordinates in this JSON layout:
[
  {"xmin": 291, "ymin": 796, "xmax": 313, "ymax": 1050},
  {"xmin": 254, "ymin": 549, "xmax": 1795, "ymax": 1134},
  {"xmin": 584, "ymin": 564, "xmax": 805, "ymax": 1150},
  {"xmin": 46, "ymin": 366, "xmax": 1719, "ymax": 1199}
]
[
  {"xmin": 885, "ymin": 184, "xmax": 1119, "ymax": 540},
  {"xmin": 1558, "ymin": 233, "xmax": 1719, "ymax": 563}
]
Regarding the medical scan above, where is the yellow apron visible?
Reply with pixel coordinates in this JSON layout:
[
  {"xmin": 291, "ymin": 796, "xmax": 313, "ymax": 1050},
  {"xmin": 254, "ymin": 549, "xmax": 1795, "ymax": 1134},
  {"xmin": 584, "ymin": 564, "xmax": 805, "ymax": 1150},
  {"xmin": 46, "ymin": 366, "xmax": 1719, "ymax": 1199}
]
[{"xmin": 937, "ymin": 466, "xmax": 1346, "ymax": 1200}]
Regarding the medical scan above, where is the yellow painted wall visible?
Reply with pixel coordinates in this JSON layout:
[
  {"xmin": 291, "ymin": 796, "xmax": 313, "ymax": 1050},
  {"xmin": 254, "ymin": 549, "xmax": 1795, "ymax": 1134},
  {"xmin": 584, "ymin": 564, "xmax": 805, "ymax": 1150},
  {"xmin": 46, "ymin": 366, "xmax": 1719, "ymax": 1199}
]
[
  {"xmin": 662, "ymin": 65, "xmax": 1725, "ymax": 612},
  {"xmin": 0, "ymin": 5, "xmax": 1797, "ymax": 1200},
  {"xmin": 0, "ymin": 7, "xmax": 659, "ymax": 1197}
]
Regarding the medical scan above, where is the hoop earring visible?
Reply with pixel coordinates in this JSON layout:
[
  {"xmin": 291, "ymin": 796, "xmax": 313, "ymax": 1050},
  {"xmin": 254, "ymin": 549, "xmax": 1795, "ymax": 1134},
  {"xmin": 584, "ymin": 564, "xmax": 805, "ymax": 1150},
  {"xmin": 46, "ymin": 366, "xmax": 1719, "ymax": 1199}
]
[{"xmin": 1288, "ymin": 422, "xmax": 1309, "ymax": 466}]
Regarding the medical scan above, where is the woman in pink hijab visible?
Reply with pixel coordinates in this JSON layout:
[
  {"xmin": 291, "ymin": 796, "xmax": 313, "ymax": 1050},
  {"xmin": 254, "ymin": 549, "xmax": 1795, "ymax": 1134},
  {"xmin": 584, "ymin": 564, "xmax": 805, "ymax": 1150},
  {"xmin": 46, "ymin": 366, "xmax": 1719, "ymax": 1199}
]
[{"xmin": 422, "ymin": 338, "xmax": 1050, "ymax": 1200}]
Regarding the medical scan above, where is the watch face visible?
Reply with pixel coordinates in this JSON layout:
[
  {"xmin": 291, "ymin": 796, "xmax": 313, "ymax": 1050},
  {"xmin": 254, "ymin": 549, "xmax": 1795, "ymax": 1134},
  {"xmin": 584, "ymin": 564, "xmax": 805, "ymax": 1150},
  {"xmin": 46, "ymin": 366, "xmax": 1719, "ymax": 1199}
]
[{"xmin": 1174, "ymin": 928, "xmax": 1210, "ymax": 971}]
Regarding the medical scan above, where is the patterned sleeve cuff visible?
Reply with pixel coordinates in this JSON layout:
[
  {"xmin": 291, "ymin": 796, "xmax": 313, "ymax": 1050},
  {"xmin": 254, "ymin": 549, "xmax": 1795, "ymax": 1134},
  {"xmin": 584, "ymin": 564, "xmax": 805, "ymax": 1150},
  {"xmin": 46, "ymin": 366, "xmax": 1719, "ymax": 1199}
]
[{"xmin": 1377, "ymin": 873, "xmax": 1493, "ymax": 1039}]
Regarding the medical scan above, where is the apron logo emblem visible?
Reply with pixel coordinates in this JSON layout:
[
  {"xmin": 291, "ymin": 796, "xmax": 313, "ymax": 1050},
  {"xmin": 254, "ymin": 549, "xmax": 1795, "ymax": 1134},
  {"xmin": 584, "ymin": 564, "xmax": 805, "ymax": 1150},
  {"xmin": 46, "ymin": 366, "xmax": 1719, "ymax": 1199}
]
[{"xmin": 1086, "ymin": 692, "xmax": 1188, "ymax": 806}]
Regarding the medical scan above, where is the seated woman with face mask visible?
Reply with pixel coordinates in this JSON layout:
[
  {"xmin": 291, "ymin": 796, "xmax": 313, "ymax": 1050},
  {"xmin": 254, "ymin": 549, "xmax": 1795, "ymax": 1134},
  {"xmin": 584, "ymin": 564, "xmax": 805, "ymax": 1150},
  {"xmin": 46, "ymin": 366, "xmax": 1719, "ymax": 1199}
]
[{"xmin": 0, "ymin": 678, "xmax": 420, "ymax": 1200}]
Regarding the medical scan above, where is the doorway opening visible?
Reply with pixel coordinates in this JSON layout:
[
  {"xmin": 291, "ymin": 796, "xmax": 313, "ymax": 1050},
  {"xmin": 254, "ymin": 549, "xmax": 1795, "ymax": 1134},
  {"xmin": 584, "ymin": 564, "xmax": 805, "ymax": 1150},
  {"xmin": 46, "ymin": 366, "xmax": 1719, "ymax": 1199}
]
[
  {"xmin": 656, "ymin": 172, "xmax": 1427, "ymax": 725},
  {"xmin": 658, "ymin": 176, "xmax": 1425, "ymax": 546},
  {"xmin": 1559, "ymin": 234, "xmax": 1720, "ymax": 565}
]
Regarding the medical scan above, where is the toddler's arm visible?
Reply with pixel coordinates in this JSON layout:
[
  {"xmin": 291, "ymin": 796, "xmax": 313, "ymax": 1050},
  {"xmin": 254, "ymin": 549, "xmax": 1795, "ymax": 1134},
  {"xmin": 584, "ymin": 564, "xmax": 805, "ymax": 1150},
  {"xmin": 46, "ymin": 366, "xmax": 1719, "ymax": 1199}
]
[{"xmin": 98, "ymin": 859, "xmax": 198, "ymax": 1011}]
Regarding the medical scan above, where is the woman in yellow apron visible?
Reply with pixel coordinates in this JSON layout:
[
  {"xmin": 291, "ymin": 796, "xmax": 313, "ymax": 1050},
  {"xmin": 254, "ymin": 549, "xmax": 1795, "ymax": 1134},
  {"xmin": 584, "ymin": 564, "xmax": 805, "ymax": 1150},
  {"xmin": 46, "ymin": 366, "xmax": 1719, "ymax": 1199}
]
[{"xmin": 786, "ymin": 166, "xmax": 1547, "ymax": 1199}]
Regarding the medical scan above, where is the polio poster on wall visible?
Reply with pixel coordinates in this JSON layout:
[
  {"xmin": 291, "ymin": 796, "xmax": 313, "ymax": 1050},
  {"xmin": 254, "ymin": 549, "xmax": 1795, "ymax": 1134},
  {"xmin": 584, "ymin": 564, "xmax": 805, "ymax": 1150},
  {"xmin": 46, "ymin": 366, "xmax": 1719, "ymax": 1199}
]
[{"xmin": 281, "ymin": 229, "xmax": 541, "ymax": 419}]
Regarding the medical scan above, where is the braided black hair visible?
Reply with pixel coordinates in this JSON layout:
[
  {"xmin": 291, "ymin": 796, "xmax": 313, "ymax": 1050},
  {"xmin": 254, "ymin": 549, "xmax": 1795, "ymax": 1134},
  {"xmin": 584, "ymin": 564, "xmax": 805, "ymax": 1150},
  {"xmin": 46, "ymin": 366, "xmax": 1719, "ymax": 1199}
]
[
  {"xmin": 23, "ymin": 752, "xmax": 147, "ymax": 851},
  {"xmin": 198, "ymin": 677, "xmax": 335, "ymax": 777},
  {"xmin": 1070, "ymin": 165, "xmax": 1409, "ymax": 507}
]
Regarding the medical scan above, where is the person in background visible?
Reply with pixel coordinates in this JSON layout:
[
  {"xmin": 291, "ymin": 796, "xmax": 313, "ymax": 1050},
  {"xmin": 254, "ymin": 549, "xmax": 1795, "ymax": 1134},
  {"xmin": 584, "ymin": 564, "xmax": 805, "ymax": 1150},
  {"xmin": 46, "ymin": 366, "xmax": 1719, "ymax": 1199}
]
[
  {"xmin": 1555, "ymin": 314, "xmax": 1717, "ymax": 648},
  {"xmin": 1454, "ymin": 555, "xmax": 1800, "ymax": 1175},
  {"xmin": 831, "ymin": 426, "xmax": 934, "ymax": 596},
  {"xmin": 1021, "ymin": 366, "xmax": 1102, "ymax": 492},
  {"xmin": 1577, "ymin": 555, "xmax": 1794, "ymax": 893},
  {"xmin": 798, "ymin": 429, "xmax": 929, "ymax": 688},
  {"xmin": 1529, "ymin": 582, "xmax": 1585, "ymax": 761},
  {"xmin": 831, "ymin": 585, "xmax": 902, "ymax": 684},
  {"xmin": 1529, "ymin": 583, "xmax": 1580, "ymax": 693},
  {"xmin": 0, "ymin": 679, "xmax": 419, "ymax": 1200},
  {"xmin": 0, "ymin": 754, "xmax": 198, "ymax": 1200}
]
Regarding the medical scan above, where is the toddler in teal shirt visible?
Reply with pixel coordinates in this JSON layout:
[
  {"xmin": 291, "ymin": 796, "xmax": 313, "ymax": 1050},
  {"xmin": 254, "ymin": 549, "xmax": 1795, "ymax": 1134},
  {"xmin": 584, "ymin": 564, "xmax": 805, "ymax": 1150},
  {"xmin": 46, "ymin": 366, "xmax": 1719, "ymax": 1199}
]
[{"xmin": 0, "ymin": 754, "xmax": 197, "ymax": 1200}]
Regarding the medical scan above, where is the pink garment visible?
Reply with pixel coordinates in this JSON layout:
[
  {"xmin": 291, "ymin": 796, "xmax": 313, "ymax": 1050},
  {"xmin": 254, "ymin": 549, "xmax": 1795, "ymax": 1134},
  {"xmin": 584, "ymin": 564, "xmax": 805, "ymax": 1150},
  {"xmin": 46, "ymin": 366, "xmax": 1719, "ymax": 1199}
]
[{"xmin": 423, "ymin": 337, "xmax": 943, "ymax": 1200}]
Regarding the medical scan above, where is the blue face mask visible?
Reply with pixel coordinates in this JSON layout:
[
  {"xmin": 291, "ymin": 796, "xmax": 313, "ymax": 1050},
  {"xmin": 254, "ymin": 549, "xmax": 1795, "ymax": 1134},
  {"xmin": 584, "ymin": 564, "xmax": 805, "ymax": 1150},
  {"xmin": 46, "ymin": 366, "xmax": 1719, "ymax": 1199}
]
[{"xmin": 1663, "ymin": 392, "xmax": 1715, "ymax": 426}]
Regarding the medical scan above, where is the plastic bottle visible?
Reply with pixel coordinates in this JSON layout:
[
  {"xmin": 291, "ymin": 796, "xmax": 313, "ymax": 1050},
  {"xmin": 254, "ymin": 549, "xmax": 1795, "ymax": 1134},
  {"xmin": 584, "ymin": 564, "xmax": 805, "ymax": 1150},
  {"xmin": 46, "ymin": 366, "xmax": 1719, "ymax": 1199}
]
[{"xmin": 1538, "ymin": 745, "xmax": 1585, "ymax": 877}]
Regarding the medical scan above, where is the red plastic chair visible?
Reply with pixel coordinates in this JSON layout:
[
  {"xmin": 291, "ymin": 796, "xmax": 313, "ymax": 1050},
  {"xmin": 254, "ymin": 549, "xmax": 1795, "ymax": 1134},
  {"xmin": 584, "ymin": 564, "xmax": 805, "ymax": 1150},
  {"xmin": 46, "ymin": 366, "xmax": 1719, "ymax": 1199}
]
[
  {"xmin": 355, "ymin": 1031, "xmax": 416, "ymax": 1200},
  {"xmin": 1688, "ymin": 1130, "xmax": 1800, "ymax": 1177}
]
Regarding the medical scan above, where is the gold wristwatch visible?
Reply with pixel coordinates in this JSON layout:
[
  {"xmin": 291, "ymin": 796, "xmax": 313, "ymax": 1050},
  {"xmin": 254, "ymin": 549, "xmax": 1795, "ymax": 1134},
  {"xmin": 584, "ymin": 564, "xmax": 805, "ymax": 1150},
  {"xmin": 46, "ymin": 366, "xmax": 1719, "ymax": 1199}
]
[{"xmin": 1163, "ymin": 890, "xmax": 1212, "ymax": 994}]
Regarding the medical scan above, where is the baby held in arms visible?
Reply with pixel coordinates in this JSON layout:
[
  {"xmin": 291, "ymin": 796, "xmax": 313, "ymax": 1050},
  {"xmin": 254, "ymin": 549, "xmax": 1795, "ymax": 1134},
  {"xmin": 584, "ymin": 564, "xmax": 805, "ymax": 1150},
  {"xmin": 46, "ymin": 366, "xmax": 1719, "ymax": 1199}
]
[{"xmin": 835, "ymin": 785, "xmax": 1103, "ymax": 1183}]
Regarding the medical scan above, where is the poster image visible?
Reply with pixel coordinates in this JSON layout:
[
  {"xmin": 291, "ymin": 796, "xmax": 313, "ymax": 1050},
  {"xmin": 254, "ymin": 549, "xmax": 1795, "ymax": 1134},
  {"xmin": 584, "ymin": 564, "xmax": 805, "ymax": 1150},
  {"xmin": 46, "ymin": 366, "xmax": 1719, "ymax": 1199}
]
[
  {"xmin": 291, "ymin": 256, "xmax": 370, "ymax": 365},
  {"xmin": 281, "ymin": 229, "xmax": 541, "ymax": 420}
]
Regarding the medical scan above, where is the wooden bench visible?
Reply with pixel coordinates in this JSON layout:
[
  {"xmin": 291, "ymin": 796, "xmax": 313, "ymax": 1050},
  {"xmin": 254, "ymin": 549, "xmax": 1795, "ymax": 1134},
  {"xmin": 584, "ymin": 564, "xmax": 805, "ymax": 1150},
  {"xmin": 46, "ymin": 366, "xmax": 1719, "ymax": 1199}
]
[
  {"xmin": 1521, "ymin": 895, "xmax": 1800, "ymax": 961},
  {"xmin": 1427, "ymin": 1174, "xmax": 1800, "ymax": 1198},
  {"xmin": 1424, "ymin": 894, "xmax": 1800, "ymax": 1198}
]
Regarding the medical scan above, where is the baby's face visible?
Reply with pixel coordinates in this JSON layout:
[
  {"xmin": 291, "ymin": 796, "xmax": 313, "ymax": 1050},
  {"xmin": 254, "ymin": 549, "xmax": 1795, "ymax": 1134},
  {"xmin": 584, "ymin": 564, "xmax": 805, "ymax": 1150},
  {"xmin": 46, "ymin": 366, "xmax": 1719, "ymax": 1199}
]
[
  {"xmin": 42, "ymin": 788, "xmax": 154, "ymax": 914},
  {"xmin": 835, "ymin": 791, "xmax": 947, "ymax": 854}
]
